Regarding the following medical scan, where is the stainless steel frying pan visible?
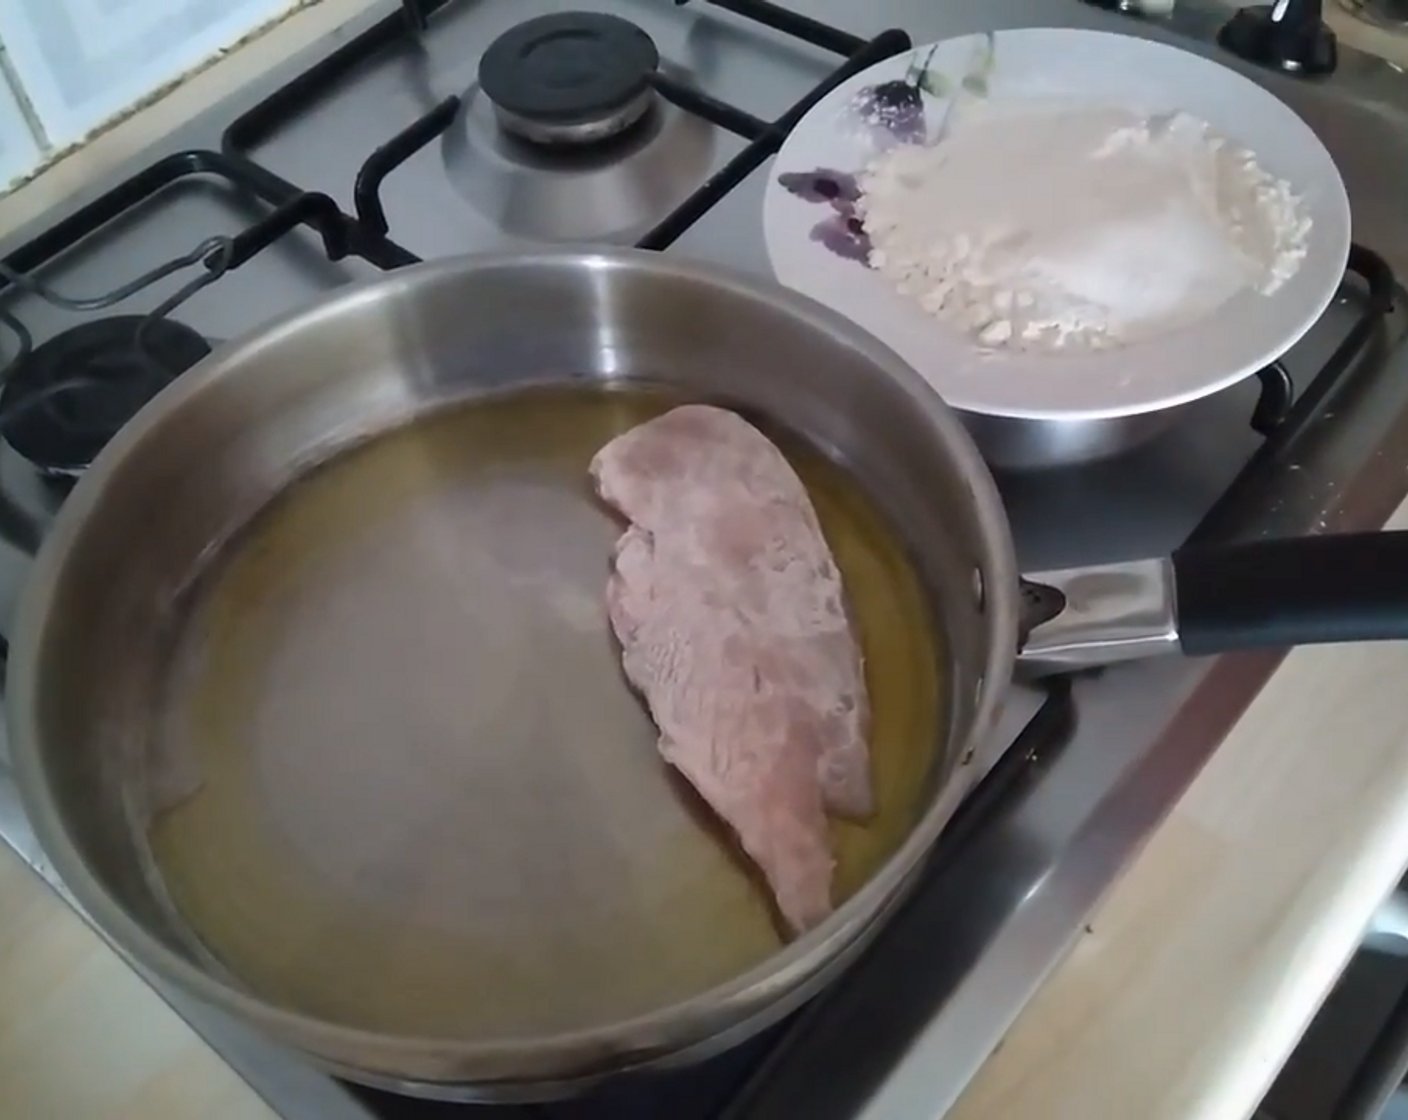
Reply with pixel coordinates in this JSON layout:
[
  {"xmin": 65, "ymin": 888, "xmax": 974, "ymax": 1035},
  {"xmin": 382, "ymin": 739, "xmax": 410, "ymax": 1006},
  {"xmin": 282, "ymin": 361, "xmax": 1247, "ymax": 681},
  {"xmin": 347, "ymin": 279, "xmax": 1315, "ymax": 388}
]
[{"xmin": 7, "ymin": 248, "xmax": 1408, "ymax": 1101}]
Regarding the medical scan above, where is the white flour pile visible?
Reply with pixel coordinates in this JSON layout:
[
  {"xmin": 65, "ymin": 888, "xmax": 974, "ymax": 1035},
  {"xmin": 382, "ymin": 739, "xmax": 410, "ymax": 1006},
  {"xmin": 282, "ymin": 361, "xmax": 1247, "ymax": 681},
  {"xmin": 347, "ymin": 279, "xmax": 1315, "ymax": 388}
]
[{"xmin": 857, "ymin": 104, "xmax": 1312, "ymax": 353}]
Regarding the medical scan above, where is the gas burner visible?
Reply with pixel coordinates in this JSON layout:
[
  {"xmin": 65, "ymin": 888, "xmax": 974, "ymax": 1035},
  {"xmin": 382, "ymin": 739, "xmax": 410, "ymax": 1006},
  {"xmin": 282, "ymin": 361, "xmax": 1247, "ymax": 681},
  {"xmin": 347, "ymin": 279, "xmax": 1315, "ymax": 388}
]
[
  {"xmin": 478, "ymin": 12, "xmax": 661, "ymax": 147},
  {"xmin": 1338, "ymin": 0, "xmax": 1408, "ymax": 28},
  {"xmin": 0, "ymin": 315, "xmax": 210, "ymax": 478},
  {"xmin": 445, "ymin": 60, "xmax": 715, "ymax": 243}
]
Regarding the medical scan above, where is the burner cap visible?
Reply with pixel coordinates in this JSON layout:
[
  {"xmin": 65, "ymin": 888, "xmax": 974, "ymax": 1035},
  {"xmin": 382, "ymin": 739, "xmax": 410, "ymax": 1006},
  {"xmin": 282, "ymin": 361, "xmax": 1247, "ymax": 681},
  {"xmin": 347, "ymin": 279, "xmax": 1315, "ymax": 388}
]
[
  {"xmin": 1, "ymin": 315, "xmax": 211, "ymax": 476},
  {"xmin": 478, "ymin": 12, "xmax": 660, "ymax": 145}
]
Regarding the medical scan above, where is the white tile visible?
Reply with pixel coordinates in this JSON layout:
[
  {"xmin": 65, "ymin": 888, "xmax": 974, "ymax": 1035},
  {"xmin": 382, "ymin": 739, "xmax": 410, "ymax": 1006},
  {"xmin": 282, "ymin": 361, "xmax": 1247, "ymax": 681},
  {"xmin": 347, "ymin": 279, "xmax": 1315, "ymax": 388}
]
[
  {"xmin": 0, "ymin": 68, "xmax": 41, "ymax": 189},
  {"xmin": 0, "ymin": 0, "xmax": 297, "ymax": 147}
]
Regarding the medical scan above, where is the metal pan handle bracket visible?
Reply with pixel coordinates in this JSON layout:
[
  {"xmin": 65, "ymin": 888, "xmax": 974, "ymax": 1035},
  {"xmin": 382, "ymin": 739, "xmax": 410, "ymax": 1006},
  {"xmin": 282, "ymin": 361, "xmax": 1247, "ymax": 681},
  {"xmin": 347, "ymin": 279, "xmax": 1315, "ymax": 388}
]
[
  {"xmin": 1018, "ymin": 530, "xmax": 1408, "ymax": 677},
  {"xmin": 1018, "ymin": 560, "xmax": 1180, "ymax": 677}
]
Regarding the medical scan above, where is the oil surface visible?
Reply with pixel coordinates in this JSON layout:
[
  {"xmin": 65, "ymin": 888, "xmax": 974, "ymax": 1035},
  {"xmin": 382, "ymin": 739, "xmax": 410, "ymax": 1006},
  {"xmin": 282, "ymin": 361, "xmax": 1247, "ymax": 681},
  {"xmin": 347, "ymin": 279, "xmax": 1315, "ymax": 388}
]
[{"xmin": 147, "ymin": 384, "xmax": 944, "ymax": 1039}]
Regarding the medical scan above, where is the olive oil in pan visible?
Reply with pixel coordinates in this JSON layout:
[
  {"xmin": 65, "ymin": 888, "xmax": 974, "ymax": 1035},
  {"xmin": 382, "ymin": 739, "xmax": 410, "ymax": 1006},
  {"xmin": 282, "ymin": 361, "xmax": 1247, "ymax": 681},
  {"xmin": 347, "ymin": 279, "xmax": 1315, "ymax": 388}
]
[{"xmin": 148, "ymin": 384, "xmax": 944, "ymax": 1038}]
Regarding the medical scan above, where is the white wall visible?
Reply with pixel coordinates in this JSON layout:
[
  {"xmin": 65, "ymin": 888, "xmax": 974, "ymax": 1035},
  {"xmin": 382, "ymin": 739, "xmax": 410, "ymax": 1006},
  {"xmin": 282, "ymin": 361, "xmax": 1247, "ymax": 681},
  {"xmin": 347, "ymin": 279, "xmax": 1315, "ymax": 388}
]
[{"xmin": 0, "ymin": 0, "xmax": 300, "ymax": 190}]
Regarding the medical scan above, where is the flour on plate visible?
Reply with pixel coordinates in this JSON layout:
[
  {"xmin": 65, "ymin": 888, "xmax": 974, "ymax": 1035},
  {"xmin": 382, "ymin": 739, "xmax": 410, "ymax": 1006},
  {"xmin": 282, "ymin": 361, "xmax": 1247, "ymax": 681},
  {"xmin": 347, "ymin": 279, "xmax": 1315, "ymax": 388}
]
[{"xmin": 857, "ymin": 104, "xmax": 1312, "ymax": 353}]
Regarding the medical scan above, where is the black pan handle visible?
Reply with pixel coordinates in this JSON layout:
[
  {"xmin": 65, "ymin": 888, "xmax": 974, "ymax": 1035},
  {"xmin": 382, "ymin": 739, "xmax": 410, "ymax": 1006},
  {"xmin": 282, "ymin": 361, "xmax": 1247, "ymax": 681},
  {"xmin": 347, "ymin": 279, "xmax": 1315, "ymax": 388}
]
[{"xmin": 1172, "ymin": 530, "xmax": 1408, "ymax": 656}]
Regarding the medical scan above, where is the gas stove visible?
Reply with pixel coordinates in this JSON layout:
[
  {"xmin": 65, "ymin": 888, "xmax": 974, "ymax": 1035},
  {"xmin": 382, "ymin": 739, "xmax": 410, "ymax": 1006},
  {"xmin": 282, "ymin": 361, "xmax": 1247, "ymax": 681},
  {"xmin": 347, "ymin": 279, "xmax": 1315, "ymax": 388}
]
[{"xmin": 3, "ymin": 1, "xmax": 1408, "ymax": 1118}]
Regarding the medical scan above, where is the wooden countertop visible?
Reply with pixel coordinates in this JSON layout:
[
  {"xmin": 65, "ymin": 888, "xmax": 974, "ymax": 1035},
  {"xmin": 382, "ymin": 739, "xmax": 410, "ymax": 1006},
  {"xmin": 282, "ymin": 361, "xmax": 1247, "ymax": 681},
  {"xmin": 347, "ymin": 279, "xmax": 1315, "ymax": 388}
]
[
  {"xmin": 4, "ymin": 6, "xmax": 1408, "ymax": 1119},
  {"xmin": 0, "ymin": 844, "xmax": 278, "ymax": 1120},
  {"xmin": 1326, "ymin": 5, "xmax": 1408, "ymax": 72}
]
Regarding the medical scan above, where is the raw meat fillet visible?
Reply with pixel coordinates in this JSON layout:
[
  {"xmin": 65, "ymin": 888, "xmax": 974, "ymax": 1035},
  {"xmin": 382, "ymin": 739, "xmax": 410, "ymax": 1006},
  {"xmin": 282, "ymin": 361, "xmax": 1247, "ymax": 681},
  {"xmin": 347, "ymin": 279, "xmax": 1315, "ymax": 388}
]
[{"xmin": 589, "ymin": 404, "xmax": 872, "ymax": 935}]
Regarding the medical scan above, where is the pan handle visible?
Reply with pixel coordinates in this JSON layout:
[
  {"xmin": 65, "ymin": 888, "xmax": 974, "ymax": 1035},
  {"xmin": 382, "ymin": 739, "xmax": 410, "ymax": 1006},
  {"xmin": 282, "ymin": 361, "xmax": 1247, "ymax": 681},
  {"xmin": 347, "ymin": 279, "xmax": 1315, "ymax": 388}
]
[
  {"xmin": 1016, "ymin": 530, "xmax": 1408, "ymax": 675},
  {"xmin": 1173, "ymin": 531, "xmax": 1408, "ymax": 655}
]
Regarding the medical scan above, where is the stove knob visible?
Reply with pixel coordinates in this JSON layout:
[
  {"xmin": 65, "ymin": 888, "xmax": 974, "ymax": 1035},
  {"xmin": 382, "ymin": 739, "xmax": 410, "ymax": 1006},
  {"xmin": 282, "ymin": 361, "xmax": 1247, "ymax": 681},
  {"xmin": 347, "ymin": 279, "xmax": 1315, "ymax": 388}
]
[{"xmin": 1219, "ymin": 0, "xmax": 1338, "ymax": 76}]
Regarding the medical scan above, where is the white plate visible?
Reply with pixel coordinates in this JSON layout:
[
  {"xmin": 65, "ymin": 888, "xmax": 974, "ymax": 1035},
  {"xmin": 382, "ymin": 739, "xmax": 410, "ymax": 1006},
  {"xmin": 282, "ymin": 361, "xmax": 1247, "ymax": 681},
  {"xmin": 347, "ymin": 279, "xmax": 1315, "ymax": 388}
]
[{"xmin": 762, "ymin": 28, "xmax": 1351, "ymax": 422}]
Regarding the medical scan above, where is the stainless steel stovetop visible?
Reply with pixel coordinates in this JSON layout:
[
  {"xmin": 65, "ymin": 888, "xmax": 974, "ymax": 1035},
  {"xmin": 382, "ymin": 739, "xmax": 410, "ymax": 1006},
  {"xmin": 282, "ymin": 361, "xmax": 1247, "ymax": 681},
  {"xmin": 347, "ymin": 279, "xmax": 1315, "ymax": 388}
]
[{"xmin": 3, "ymin": 1, "xmax": 1408, "ymax": 1118}]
